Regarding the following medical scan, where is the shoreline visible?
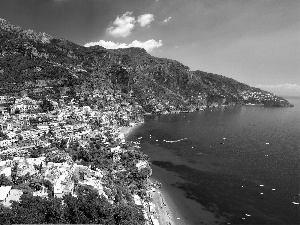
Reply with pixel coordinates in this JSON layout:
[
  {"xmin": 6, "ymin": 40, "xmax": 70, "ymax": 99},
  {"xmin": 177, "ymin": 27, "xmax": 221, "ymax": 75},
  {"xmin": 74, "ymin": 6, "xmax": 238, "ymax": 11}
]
[
  {"xmin": 119, "ymin": 122, "xmax": 144, "ymax": 138},
  {"xmin": 150, "ymin": 164, "xmax": 226, "ymax": 225},
  {"xmin": 122, "ymin": 122, "xmax": 183, "ymax": 225},
  {"xmin": 124, "ymin": 123, "xmax": 227, "ymax": 225},
  {"xmin": 149, "ymin": 177, "xmax": 187, "ymax": 225}
]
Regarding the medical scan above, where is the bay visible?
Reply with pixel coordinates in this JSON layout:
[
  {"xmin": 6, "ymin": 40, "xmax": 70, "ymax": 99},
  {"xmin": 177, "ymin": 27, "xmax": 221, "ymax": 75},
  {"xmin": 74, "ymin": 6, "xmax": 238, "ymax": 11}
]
[{"xmin": 128, "ymin": 97, "xmax": 300, "ymax": 224}]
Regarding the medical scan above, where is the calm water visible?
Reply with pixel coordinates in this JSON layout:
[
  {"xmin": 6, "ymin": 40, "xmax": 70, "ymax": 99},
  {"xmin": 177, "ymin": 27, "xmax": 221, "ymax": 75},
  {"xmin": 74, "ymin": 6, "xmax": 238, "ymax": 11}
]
[{"xmin": 129, "ymin": 97, "xmax": 300, "ymax": 224}]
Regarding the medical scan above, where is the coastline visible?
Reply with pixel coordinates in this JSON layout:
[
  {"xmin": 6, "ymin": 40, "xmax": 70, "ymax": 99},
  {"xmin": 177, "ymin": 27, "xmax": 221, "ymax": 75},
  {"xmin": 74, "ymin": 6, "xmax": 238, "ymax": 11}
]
[
  {"xmin": 149, "ymin": 177, "xmax": 187, "ymax": 225},
  {"xmin": 119, "ymin": 122, "xmax": 144, "ymax": 138},
  {"xmin": 122, "ymin": 122, "xmax": 183, "ymax": 225},
  {"xmin": 124, "ymin": 123, "xmax": 227, "ymax": 225},
  {"xmin": 150, "ymin": 163, "xmax": 226, "ymax": 225}
]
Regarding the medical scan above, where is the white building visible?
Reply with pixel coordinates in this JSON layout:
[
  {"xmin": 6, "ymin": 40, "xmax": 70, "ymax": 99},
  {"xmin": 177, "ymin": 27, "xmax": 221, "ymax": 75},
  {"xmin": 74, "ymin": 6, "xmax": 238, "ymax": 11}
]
[
  {"xmin": 136, "ymin": 160, "xmax": 148, "ymax": 170},
  {"xmin": 0, "ymin": 95, "xmax": 8, "ymax": 104},
  {"xmin": 54, "ymin": 181, "xmax": 63, "ymax": 198},
  {"xmin": 37, "ymin": 125, "xmax": 49, "ymax": 133},
  {"xmin": 0, "ymin": 167, "xmax": 12, "ymax": 178},
  {"xmin": 0, "ymin": 186, "xmax": 12, "ymax": 204},
  {"xmin": 2, "ymin": 189, "xmax": 23, "ymax": 207},
  {"xmin": 0, "ymin": 139, "xmax": 17, "ymax": 147}
]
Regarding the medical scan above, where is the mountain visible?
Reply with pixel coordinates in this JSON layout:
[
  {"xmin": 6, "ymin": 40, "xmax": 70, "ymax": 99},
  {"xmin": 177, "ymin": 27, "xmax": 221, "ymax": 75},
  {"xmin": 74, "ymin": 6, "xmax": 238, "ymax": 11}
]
[{"xmin": 0, "ymin": 18, "xmax": 293, "ymax": 113}]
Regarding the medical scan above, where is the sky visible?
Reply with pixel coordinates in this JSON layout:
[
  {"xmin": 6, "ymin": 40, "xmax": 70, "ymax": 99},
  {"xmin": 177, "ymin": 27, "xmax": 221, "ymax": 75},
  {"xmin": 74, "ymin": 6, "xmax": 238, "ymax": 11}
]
[{"xmin": 0, "ymin": 0, "xmax": 299, "ymax": 96}]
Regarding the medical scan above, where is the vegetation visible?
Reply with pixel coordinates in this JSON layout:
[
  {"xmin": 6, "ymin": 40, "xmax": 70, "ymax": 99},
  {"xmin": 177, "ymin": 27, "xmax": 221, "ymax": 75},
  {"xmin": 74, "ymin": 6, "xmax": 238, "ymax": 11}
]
[
  {"xmin": 0, "ymin": 186, "xmax": 144, "ymax": 225},
  {"xmin": 0, "ymin": 17, "xmax": 293, "ymax": 225},
  {"xmin": 0, "ymin": 18, "xmax": 292, "ymax": 109}
]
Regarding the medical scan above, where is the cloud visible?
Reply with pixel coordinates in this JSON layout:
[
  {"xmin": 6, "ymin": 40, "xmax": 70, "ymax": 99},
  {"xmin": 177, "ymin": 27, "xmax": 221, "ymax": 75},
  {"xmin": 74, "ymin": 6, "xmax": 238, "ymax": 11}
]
[
  {"xmin": 256, "ymin": 83, "xmax": 300, "ymax": 90},
  {"xmin": 256, "ymin": 83, "xmax": 300, "ymax": 95},
  {"xmin": 84, "ymin": 39, "xmax": 163, "ymax": 52},
  {"xmin": 107, "ymin": 12, "xmax": 135, "ymax": 38},
  {"xmin": 128, "ymin": 39, "xmax": 162, "ymax": 52},
  {"xmin": 163, "ymin": 17, "xmax": 172, "ymax": 23},
  {"xmin": 137, "ymin": 14, "xmax": 154, "ymax": 27}
]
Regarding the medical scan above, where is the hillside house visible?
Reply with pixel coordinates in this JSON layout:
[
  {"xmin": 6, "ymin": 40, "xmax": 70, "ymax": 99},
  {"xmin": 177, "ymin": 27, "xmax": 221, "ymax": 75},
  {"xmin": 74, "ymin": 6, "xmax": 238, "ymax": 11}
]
[
  {"xmin": 2, "ymin": 189, "xmax": 23, "ymax": 207},
  {"xmin": 11, "ymin": 102, "xmax": 40, "ymax": 113},
  {"xmin": 0, "ymin": 139, "xmax": 17, "ymax": 148},
  {"xmin": 54, "ymin": 181, "xmax": 63, "ymax": 198},
  {"xmin": 0, "ymin": 186, "xmax": 12, "ymax": 205},
  {"xmin": 0, "ymin": 95, "xmax": 8, "ymax": 104},
  {"xmin": 0, "ymin": 167, "xmax": 12, "ymax": 178},
  {"xmin": 136, "ymin": 161, "xmax": 148, "ymax": 170},
  {"xmin": 0, "ymin": 122, "xmax": 7, "ymax": 131},
  {"xmin": 37, "ymin": 125, "xmax": 49, "ymax": 133},
  {"xmin": 20, "ymin": 130, "xmax": 39, "ymax": 140},
  {"xmin": 1, "ymin": 122, "xmax": 13, "ymax": 131},
  {"xmin": 0, "ymin": 160, "xmax": 7, "ymax": 168},
  {"xmin": 32, "ymin": 186, "xmax": 48, "ymax": 198}
]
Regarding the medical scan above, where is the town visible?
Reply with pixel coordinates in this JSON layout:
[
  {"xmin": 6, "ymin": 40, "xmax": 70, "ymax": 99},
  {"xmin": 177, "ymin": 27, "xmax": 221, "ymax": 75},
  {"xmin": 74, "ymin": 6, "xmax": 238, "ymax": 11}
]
[{"xmin": 0, "ymin": 91, "xmax": 163, "ymax": 225}]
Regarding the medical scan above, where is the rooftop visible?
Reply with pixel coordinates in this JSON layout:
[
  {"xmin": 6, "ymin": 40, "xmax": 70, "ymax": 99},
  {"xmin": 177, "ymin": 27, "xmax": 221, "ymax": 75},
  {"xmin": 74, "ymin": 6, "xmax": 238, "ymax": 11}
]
[{"xmin": 0, "ymin": 185, "xmax": 12, "ymax": 201}]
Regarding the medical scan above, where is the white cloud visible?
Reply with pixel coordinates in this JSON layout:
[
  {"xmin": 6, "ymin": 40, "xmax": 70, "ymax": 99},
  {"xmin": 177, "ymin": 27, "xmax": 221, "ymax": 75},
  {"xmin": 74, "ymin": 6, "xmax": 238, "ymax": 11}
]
[
  {"xmin": 84, "ymin": 40, "xmax": 128, "ymax": 49},
  {"xmin": 256, "ymin": 83, "xmax": 300, "ymax": 96},
  {"xmin": 129, "ymin": 39, "xmax": 162, "ymax": 52},
  {"xmin": 137, "ymin": 14, "xmax": 154, "ymax": 27},
  {"xmin": 107, "ymin": 12, "xmax": 135, "ymax": 38},
  {"xmin": 84, "ymin": 39, "xmax": 163, "ymax": 53},
  {"xmin": 163, "ymin": 17, "xmax": 172, "ymax": 23},
  {"xmin": 256, "ymin": 83, "xmax": 300, "ymax": 90}
]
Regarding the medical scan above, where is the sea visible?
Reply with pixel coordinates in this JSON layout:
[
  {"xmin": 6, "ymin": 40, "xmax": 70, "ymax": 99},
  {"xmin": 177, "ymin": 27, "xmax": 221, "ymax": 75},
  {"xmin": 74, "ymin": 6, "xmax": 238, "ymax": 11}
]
[{"xmin": 128, "ymin": 96, "xmax": 300, "ymax": 225}]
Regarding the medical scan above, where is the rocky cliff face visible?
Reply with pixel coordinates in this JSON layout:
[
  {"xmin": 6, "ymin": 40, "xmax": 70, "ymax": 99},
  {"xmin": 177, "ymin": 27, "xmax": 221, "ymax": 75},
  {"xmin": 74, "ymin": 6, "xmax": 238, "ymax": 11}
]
[{"xmin": 0, "ymin": 18, "xmax": 293, "ymax": 113}]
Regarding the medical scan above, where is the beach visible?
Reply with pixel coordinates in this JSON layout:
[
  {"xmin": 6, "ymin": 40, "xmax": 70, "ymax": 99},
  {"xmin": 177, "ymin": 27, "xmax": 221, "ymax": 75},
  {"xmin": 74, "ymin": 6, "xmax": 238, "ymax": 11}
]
[
  {"xmin": 125, "ymin": 103, "xmax": 300, "ymax": 224},
  {"xmin": 149, "ymin": 178, "xmax": 187, "ymax": 225},
  {"xmin": 123, "ymin": 122, "xmax": 220, "ymax": 225},
  {"xmin": 150, "ymin": 164, "xmax": 226, "ymax": 225},
  {"xmin": 150, "ymin": 187, "xmax": 181, "ymax": 225},
  {"xmin": 122, "ymin": 122, "xmax": 183, "ymax": 225},
  {"xmin": 125, "ymin": 121, "xmax": 228, "ymax": 225},
  {"xmin": 119, "ymin": 122, "xmax": 144, "ymax": 137}
]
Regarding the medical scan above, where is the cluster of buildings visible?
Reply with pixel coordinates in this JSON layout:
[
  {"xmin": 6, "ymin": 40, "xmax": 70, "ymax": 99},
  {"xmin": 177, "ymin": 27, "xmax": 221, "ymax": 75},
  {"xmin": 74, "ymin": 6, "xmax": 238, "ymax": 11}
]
[
  {"xmin": 0, "ymin": 156, "xmax": 106, "ymax": 205},
  {"xmin": 0, "ymin": 89, "xmax": 183, "ymax": 224},
  {"xmin": 240, "ymin": 90, "xmax": 285, "ymax": 105},
  {"xmin": 0, "ymin": 93, "xmax": 143, "ymax": 152},
  {"xmin": 0, "ymin": 93, "xmax": 146, "ymax": 201}
]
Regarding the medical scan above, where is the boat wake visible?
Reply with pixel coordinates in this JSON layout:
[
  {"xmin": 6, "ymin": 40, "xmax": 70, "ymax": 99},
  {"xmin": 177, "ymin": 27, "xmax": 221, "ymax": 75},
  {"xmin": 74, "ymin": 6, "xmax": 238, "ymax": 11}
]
[{"xmin": 163, "ymin": 138, "xmax": 188, "ymax": 143}]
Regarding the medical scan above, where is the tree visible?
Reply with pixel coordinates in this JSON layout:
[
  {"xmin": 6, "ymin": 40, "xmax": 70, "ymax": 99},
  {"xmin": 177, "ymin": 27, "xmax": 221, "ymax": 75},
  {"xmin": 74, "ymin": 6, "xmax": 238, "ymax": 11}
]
[
  {"xmin": 42, "ymin": 179, "xmax": 53, "ymax": 197},
  {"xmin": 0, "ymin": 205, "xmax": 14, "ymax": 225},
  {"xmin": 113, "ymin": 202, "xmax": 145, "ymax": 225},
  {"xmin": 0, "ymin": 131, "xmax": 8, "ymax": 139},
  {"xmin": 9, "ymin": 194, "xmax": 47, "ymax": 224},
  {"xmin": 0, "ymin": 174, "xmax": 13, "ymax": 186},
  {"xmin": 11, "ymin": 162, "xmax": 18, "ymax": 184},
  {"xmin": 62, "ymin": 193, "xmax": 89, "ymax": 224},
  {"xmin": 40, "ymin": 99, "xmax": 54, "ymax": 112},
  {"xmin": 29, "ymin": 147, "xmax": 43, "ymax": 158}
]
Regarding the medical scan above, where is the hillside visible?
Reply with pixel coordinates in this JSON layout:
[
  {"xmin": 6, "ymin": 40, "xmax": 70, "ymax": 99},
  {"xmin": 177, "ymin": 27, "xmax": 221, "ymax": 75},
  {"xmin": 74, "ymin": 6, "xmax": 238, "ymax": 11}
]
[
  {"xmin": 0, "ymin": 18, "xmax": 293, "ymax": 112},
  {"xmin": 0, "ymin": 17, "xmax": 294, "ymax": 225}
]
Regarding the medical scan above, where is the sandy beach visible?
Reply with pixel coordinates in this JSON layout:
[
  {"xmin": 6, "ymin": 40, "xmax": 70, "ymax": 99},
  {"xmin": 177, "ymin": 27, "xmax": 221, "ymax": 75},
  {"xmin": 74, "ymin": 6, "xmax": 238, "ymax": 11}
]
[
  {"xmin": 119, "ymin": 122, "xmax": 144, "ymax": 137},
  {"xmin": 122, "ymin": 122, "xmax": 225, "ymax": 225},
  {"xmin": 149, "ymin": 161, "xmax": 227, "ymax": 225},
  {"xmin": 150, "ymin": 179, "xmax": 187, "ymax": 225},
  {"xmin": 122, "ymin": 123, "xmax": 185, "ymax": 225},
  {"xmin": 149, "ymin": 173, "xmax": 225, "ymax": 225}
]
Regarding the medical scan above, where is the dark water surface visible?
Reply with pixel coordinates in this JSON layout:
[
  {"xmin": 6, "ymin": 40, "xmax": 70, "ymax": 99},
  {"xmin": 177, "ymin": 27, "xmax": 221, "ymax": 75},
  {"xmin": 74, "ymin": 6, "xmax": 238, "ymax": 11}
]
[{"xmin": 128, "ymin": 97, "xmax": 300, "ymax": 224}]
